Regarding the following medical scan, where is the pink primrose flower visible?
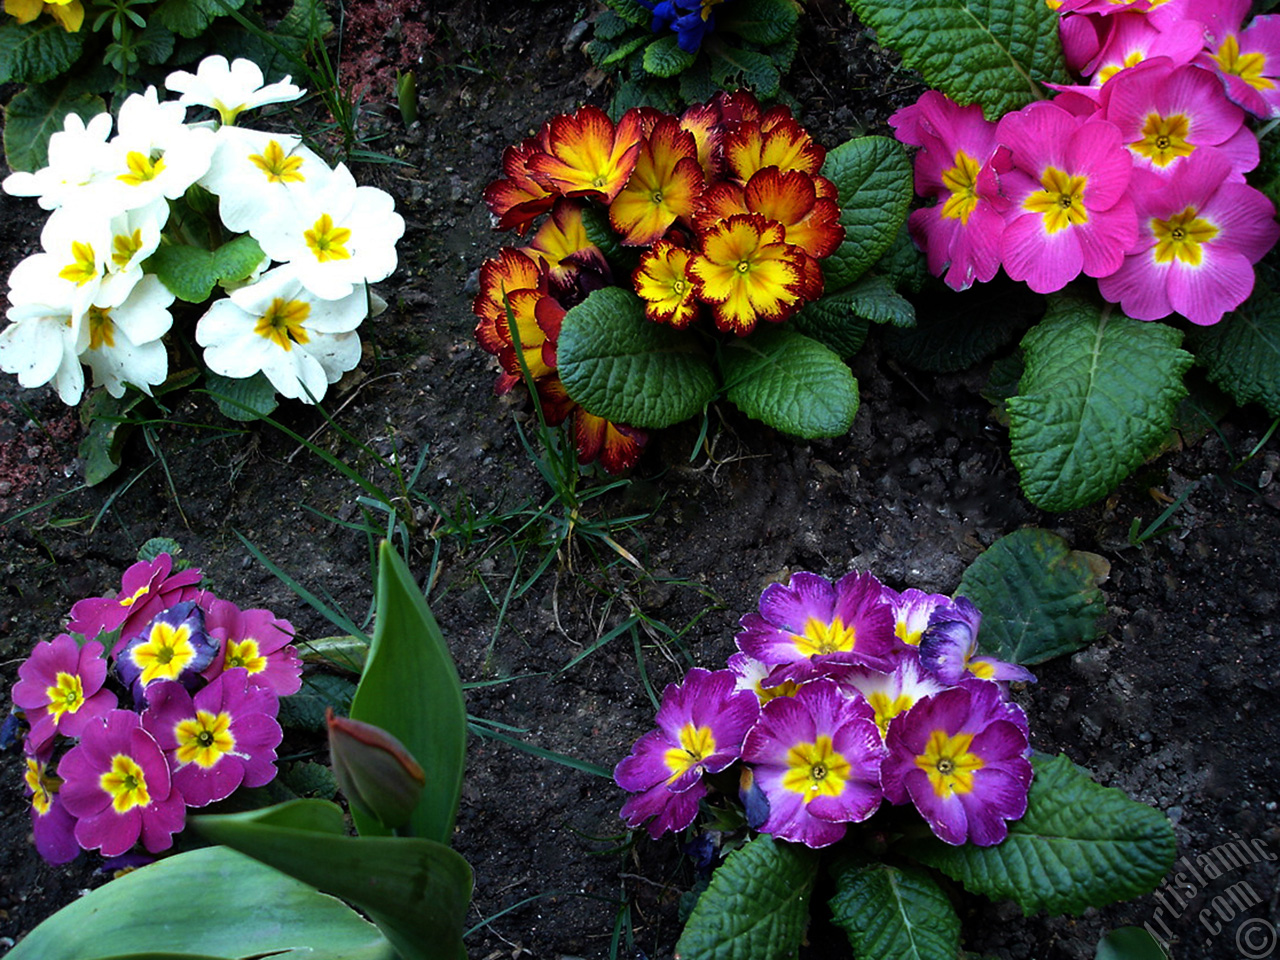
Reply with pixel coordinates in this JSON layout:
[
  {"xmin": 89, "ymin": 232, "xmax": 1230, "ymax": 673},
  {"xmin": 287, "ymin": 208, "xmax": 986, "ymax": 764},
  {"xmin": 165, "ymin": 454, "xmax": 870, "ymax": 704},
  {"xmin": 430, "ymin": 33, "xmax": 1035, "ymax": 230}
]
[
  {"xmin": 890, "ymin": 91, "xmax": 1007, "ymax": 290},
  {"xmin": 67, "ymin": 554, "xmax": 202, "ymax": 658},
  {"xmin": 13, "ymin": 633, "xmax": 117, "ymax": 749},
  {"xmin": 740, "ymin": 679, "xmax": 885, "ymax": 847},
  {"xmin": 918, "ymin": 596, "xmax": 1036, "ymax": 685},
  {"xmin": 880, "ymin": 681, "xmax": 1033, "ymax": 846},
  {"xmin": 1077, "ymin": 12, "xmax": 1208, "ymax": 86},
  {"xmin": 1098, "ymin": 149, "xmax": 1280, "ymax": 325},
  {"xmin": 1197, "ymin": 1, "xmax": 1280, "ymax": 117},
  {"xmin": 996, "ymin": 101, "xmax": 1137, "ymax": 293},
  {"xmin": 1100, "ymin": 59, "xmax": 1257, "ymax": 180},
  {"xmin": 57, "ymin": 709, "xmax": 187, "ymax": 856},
  {"xmin": 24, "ymin": 745, "xmax": 80, "ymax": 864},
  {"xmin": 614, "ymin": 668, "xmax": 760, "ymax": 839},
  {"xmin": 198, "ymin": 593, "xmax": 302, "ymax": 696},
  {"xmin": 735, "ymin": 571, "xmax": 898, "ymax": 682},
  {"xmin": 142, "ymin": 669, "xmax": 282, "ymax": 807}
]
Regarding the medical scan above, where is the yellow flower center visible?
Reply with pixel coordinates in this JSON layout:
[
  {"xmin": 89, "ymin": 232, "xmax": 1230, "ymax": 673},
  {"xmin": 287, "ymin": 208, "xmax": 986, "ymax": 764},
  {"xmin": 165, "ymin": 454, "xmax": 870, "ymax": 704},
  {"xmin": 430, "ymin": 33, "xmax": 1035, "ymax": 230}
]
[
  {"xmin": 915, "ymin": 729, "xmax": 984, "ymax": 797},
  {"xmin": 1132, "ymin": 113, "xmax": 1194, "ymax": 167},
  {"xmin": 940, "ymin": 150, "xmax": 982, "ymax": 224},
  {"xmin": 781, "ymin": 734, "xmax": 852, "ymax": 802},
  {"xmin": 1152, "ymin": 206, "xmax": 1219, "ymax": 267},
  {"xmin": 867, "ymin": 690, "xmax": 916, "ymax": 738},
  {"xmin": 118, "ymin": 150, "xmax": 167, "ymax": 186},
  {"xmin": 1023, "ymin": 166, "xmax": 1089, "ymax": 234},
  {"xmin": 131, "ymin": 621, "xmax": 197, "ymax": 685},
  {"xmin": 57, "ymin": 240, "xmax": 97, "ymax": 285},
  {"xmin": 175, "ymin": 709, "xmax": 236, "ymax": 768},
  {"xmin": 304, "ymin": 213, "xmax": 352, "ymax": 263},
  {"xmin": 101, "ymin": 754, "xmax": 151, "ymax": 813},
  {"xmin": 87, "ymin": 305, "xmax": 115, "ymax": 351},
  {"xmin": 1213, "ymin": 35, "xmax": 1274, "ymax": 91},
  {"xmin": 25, "ymin": 758, "xmax": 60, "ymax": 816},
  {"xmin": 754, "ymin": 677, "xmax": 801, "ymax": 704},
  {"xmin": 1097, "ymin": 50, "xmax": 1145, "ymax": 85},
  {"xmin": 120, "ymin": 584, "xmax": 150, "ymax": 607},
  {"xmin": 224, "ymin": 637, "xmax": 267, "ymax": 673},
  {"xmin": 792, "ymin": 616, "xmax": 857, "ymax": 658},
  {"xmin": 664, "ymin": 722, "xmax": 716, "ymax": 783},
  {"xmin": 44, "ymin": 671, "xmax": 85, "ymax": 721},
  {"xmin": 254, "ymin": 297, "xmax": 312, "ymax": 351},
  {"xmin": 112, "ymin": 228, "xmax": 145, "ymax": 269},
  {"xmin": 249, "ymin": 139, "xmax": 307, "ymax": 184}
]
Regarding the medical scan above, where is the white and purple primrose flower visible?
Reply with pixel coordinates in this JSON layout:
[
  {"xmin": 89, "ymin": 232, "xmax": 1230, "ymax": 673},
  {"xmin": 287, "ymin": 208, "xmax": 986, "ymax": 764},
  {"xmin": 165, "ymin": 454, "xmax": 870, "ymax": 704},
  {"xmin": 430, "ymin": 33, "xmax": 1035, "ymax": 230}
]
[
  {"xmin": 614, "ymin": 668, "xmax": 760, "ymax": 839},
  {"xmin": 115, "ymin": 601, "xmax": 220, "ymax": 705},
  {"xmin": 918, "ymin": 596, "xmax": 1036, "ymax": 685}
]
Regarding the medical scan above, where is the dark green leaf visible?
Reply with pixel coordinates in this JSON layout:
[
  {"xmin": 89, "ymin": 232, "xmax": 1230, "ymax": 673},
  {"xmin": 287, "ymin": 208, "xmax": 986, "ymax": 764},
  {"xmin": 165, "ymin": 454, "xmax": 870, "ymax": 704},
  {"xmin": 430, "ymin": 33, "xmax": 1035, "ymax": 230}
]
[
  {"xmin": 791, "ymin": 295, "xmax": 871, "ymax": 358},
  {"xmin": 0, "ymin": 19, "xmax": 85, "ymax": 84},
  {"xmin": 644, "ymin": 33, "xmax": 696, "ymax": 77},
  {"xmin": 828, "ymin": 858, "xmax": 961, "ymax": 960},
  {"xmin": 882, "ymin": 275, "xmax": 1036, "ymax": 373},
  {"xmin": 821, "ymin": 137, "xmax": 914, "ymax": 290},
  {"xmin": 873, "ymin": 221, "xmax": 930, "ymax": 295},
  {"xmin": 720, "ymin": 0, "xmax": 799, "ymax": 45},
  {"xmin": 3, "ymin": 84, "xmax": 104, "ymax": 172},
  {"xmin": 277, "ymin": 672, "xmax": 357, "ymax": 731},
  {"xmin": 154, "ymin": 0, "xmax": 248, "ymax": 38},
  {"xmin": 709, "ymin": 44, "xmax": 780, "ymax": 96},
  {"xmin": 1095, "ymin": 927, "xmax": 1170, "ymax": 960},
  {"xmin": 1187, "ymin": 265, "xmax": 1280, "ymax": 417},
  {"xmin": 206, "ymin": 370, "xmax": 279, "ymax": 421}
]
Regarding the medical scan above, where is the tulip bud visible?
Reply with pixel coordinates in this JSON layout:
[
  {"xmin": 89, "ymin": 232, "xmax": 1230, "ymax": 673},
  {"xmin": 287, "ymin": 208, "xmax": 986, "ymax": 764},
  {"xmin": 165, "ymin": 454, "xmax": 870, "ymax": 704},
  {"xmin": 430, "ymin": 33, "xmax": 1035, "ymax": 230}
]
[{"xmin": 326, "ymin": 707, "xmax": 426, "ymax": 829}]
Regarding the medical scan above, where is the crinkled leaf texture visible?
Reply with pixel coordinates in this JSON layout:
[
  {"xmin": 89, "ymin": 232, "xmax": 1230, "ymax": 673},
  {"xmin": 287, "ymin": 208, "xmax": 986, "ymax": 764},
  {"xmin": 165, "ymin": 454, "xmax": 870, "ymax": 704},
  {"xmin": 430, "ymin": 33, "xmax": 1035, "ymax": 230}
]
[
  {"xmin": 828, "ymin": 857, "xmax": 961, "ymax": 960},
  {"xmin": 1188, "ymin": 266, "xmax": 1280, "ymax": 417},
  {"xmin": 846, "ymin": 0, "xmax": 1071, "ymax": 119},
  {"xmin": 883, "ymin": 276, "xmax": 1036, "ymax": 373},
  {"xmin": 5, "ymin": 844, "xmax": 395, "ymax": 960},
  {"xmin": 1007, "ymin": 295, "xmax": 1193, "ymax": 512},
  {"xmin": 3, "ymin": 84, "xmax": 102, "ymax": 172},
  {"xmin": 676, "ymin": 834, "xmax": 819, "ymax": 960},
  {"xmin": 154, "ymin": 0, "xmax": 248, "ymax": 37},
  {"xmin": 0, "ymin": 19, "xmax": 85, "ymax": 85},
  {"xmin": 820, "ymin": 137, "xmax": 914, "ymax": 291},
  {"xmin": 904, "ymin": 753, "xmax": 1176, "ymax": 916},
  {"xmin": 207, "ymin": 370, "xmax": 280, "ymax": 421},
  {"xmin": 720, "ymin": 0, "xmax": 799, "ymax": 45},
  {"xmin": 558, "ymin": 286, "xmax": 717, "ymax": 428},
  {"xmin": 645, "ymin": 34, "xmax": 696, "ymax": 77},
  {"xmin": 722, "ymin": 326, "xmax": 860, "ymax": 437},
  {"xmin": 147, "ymin": 235, "xmax": 267, "ymax": 303},
  {"xmin": 957, "ymin": 528, "xmax": 1108, "ymax": 666}
]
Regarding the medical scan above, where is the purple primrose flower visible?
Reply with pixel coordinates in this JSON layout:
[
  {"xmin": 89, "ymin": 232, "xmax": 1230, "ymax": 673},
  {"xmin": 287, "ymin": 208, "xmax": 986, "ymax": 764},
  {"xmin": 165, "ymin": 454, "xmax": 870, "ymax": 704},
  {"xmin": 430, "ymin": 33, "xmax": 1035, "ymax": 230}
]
[
  {"xmin": 198, "ymin": 594, "xmax": 302, "ymax": 696},
  {"xmin": 24, "ymin": 745, "xmax": 80, "ymax": 864},
  {"xmin": 918, "ymin": 596, "xmax": 1035, "ymax": 685},
  {"xmin": 12, "ymin": 633, "xmax": 117, "ymax": 749},
  {"xmin": 67, "ymin": 553, "xmax": 202, "ymax": 657},
  {"xmin": 115, "ymin": 601, "xmax": 219, "ymax": 703}
]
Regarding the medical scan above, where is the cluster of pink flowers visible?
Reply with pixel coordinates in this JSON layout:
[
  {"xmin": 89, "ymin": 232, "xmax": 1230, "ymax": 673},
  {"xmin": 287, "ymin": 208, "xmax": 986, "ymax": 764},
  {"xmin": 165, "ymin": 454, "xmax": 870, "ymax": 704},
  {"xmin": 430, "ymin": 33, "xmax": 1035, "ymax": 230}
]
[
  {"xmin": 614, "ymin": 571, "xmax": 1036, "ymax": 848},
  {"xmin": 11, "ymin": 553, "xmax": 302, "ymax": 863},
  {"xmin": 895, "ymin": 0, "xmax": 1280, "ymax": 326}
]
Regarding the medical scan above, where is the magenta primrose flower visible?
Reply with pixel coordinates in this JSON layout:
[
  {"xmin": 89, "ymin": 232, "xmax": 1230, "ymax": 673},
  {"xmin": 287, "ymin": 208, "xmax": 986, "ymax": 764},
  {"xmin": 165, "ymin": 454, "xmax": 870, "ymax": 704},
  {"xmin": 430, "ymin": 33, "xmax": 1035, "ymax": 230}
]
[
  {"xmin": 57, "ymin": 709, "xmax": 187, "ymax": 856},
  {"xmin": 24, "ymin": 746, "xmax": 80, "ymax": 864},
  {"xmin": 919, "ymin": 596, "xmax": 1036, "ymax": 685},
  {"xmin": 996, "ymin": 101, "xmax": 1137, "ymax": 293},
  {"xmin": 12, "ymin": 633, "xmax": 117, "ymax": 749},
  {"xmin": 889, "ymin": 91, "xmax": 1007, "ymax": 291},
  {"xmin": 879, "ymin": 585, "xmax": 955, "ymax": 647},
  {"xmin": 741, "ymin": 679, "xmax": 885, "ymax": 848},
  {"xmin": 142, "ymin": 669, "xmax": 282, "ymax": 807},
  {"xmin": 115, "ymin": 601, "xmax": 219, "ymax": 703},
  {"xmin": 1073, "ymin": 12, "xmax": 1208, "ymax": 87},
  {"xmin": 198, "ymin": 594, "xmax": 303, "ymax": 696},
  {"xmin": 1197, "ymin": 0, "xmax": 1280, "ymax": 118},
  {"xmin": 881, "ymin": 681, "xmax": 1032, "ymax": 846},
  {"xmin": 1098, "ymin": 149, "xmax": 1280, "ymax": 325},
  {"xmin": 736, "ymin": 571, "xmax": 897, "ymax": 682},
  {"xmin": 67, "ymin": 553, "xmax": 202, "ymax": 658},
  {"xmin": 614, "ymin": 668, "xmax": 760, "ymax": 839}
]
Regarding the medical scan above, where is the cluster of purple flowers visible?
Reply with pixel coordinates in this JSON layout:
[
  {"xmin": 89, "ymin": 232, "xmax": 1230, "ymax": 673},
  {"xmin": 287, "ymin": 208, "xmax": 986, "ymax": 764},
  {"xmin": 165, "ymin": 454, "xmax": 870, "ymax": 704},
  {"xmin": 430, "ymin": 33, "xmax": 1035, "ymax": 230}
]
[
  {"xmin": 895, "ymin": 0, "xmax": 1280, "ymax": 326},
  {"xmin": 12, "ymin": 554, "xmax": 302, "ymax": 864},
  {"xmin": 615, "ymin": 571, "xmax": 1036, "ymax": 848}
]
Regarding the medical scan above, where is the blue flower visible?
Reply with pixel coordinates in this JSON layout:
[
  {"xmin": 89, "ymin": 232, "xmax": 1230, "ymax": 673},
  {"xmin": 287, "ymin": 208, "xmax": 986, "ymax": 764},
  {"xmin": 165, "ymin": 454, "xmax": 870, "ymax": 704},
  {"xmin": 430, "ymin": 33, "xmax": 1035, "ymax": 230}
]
[{"xmin": 640, "ymin": 0, "xmax": 726, "ymax": 54}]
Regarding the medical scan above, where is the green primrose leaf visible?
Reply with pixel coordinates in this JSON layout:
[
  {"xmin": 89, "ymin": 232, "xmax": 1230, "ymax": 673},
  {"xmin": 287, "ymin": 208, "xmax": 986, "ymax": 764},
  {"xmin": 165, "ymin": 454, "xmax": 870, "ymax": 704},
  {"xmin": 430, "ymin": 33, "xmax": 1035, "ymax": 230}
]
[
  {"xmin": 195, "ymin": 800, "xmax": 472, "ymax": 960},
  {"xmin": 0, "ymin": 19, "xmax": 86, "ymax": 85},
  {"xmin": 831, "ymin": 273, "xmax": 916, "ymax": 328},
  {"xmin": 882, "ymin": 276, "xmax": 1037, "ymax": 373},
  {"xmin": 147, "ymin": 235, "xmax": 266, "ymax": 303},
  {"xmin": 828, "ymin": 857, "xmax": 961, "ymax": 960},
  {"xmin": 644, "ymin": 33, "xmax": 696, "ymax": 77},
  {"xmin": 957, "ymin": 528, "xmax": 1108, "ymax": 665},
  {"xmin": 231, "ymin": 0, "xmax": 335, "ymax": 73},
  {"xmin": 206, "ymin": 370, "xmax": 280, "ymax": 421},
  {"xmin": 676, "ymin": 834, "xmax": 819, "ymax": 960},
  {"xmin": 872, "ymin": 222, "xmax": 931, "ymax": 295},
  {"xmin": 721, "ymin": 325, "xmax": 860, "ymax": 437},
  {"xmin": 349, "ymin": 543, "xmax": 467, "ymax": 845},
  {"xmin": 2, "ymin": 84, "xmax": 103, "ymax": 172},
  {"xmin": 557, "ymin": 286, "xmax": 717, "ymax": 428},
  {"xmin": 904, "ymin": 753, "xmax": 1176, "ymax": 916},
  {"xmin": 820, "ymin": 137, "xmax": 914, "ymax": 291},
  {"xmin": 153, "ymin": 0, "xmax": 248, "ymax": 37},
  {"xmin": 719, "ymin": 0, "xmax": 799, "ymax": 45},
  {"xmin": 4, "ymin": 845, "xmax": 394, "ymax": 960},
  {"xmin": 845, "ymin": 0, "xmax": 1072, "ymax": 119},
  {"xmin": 1186, "ymin": 266, "xmax": 1280, "ymax": 418},
  {"xmin": 1007, "ymin": 294, "xmax": 1194, "ymax": 511},
  {"xmin": 276, "ymin": 671, "xmax": 357, "ymax": 731},
  {"xmin": 595, "ymin": 9, "xmax": 637, "ymax": 39},
  {"xmin": 791, "ymin": 293, "xmax": 872, "ymax": 358},
  {"xmin": 1095, "ymin": 926, "xmax": 1171, "ymax": 960},
  {"xmin": 709, "ymin": 45, "xmax": 781, "ymax": 97},
  {"xmin": 600, "ymin": 0, "xmax": 653, "ymax": 26}
]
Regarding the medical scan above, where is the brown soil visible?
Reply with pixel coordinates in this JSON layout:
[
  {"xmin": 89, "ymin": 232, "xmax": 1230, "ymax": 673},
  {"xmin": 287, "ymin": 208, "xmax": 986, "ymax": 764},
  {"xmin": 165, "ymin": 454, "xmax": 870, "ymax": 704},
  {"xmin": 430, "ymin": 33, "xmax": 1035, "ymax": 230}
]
[{"xmin": 1, "ymin": 2, "xmax": 1278, "ymax": 959}]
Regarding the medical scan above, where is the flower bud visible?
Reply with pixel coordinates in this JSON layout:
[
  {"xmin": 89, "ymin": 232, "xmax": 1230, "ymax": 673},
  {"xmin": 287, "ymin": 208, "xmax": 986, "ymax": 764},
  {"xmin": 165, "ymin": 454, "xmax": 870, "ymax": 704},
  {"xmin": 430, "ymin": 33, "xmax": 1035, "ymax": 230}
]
[{"xmin": 326, "ymin": 708, "xmax": 426, "ymax": 829}]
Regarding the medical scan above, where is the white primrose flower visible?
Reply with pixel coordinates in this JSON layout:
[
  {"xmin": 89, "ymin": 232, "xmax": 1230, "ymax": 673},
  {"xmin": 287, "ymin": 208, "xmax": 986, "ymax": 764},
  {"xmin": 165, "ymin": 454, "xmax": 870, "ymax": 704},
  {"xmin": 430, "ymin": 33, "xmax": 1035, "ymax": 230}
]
[
  {"xmin": 0, "ymin": 298, "xmax": 87, "ymax": 405},
  {"xmin": 166, "ymin": 55, "xmax": 305, "ymax": 125},
  {"xmin": 251, "ymin": 162, "xmax": 405, "ymax": 301},
  {"xmin": 2, "ymin": 111, "xmax": 114, "ymax": 211},
  {"xmin": 196, "ymin": 265, "xmax": 368, "ymax": 403},
  {"xmin": 200, "ymin": 126, "xmax": 330, "ymax": 237},
  {"xmin": 82, "ymin": 274, "xmax": 175, "ymax": 398},
  {"xmin": 96, "ymin": 86, "xmax": 217, "ymax": 214},
  {"xmin": 7, "ymin": 206, "xmax": 114, "ymax": 317},
  {"xmin": 95, "ymin": 199, "xmax": 170, "ymax": 309}
]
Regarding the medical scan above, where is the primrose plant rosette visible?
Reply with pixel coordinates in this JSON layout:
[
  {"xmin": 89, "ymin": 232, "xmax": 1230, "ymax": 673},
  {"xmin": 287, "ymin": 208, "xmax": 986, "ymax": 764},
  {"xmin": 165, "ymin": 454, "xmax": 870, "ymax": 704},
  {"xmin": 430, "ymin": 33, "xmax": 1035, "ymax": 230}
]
[{"xmin": 0, "ymin": 55, "xmax": 404, "ymax": 407}]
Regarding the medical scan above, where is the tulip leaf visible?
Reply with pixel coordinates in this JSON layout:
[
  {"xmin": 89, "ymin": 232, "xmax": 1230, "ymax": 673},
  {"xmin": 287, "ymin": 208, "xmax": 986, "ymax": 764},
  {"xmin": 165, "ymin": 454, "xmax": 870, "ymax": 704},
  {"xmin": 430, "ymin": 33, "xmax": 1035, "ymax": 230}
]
[
  {"xmin": 348, "ymin": 542, "xmax": 467, "ymax": 845},
  {"xmin": 721, "ymin": 326, "xmax": 860, "ymax": 437},
  {"xmin": 904, "ymin": 753, "xmax": 1176, "ymax": 916},
  {"xmin": 828, "ymin": 857, "xmax": 961, "ymax": 960},
  {"xmin": 845, "ymin": 0, "xmax": 1071, "ymax": 119},
  {"xmin": 196, "ymin": 799, "xmax": 472, "ymax": 960},
  {"xmin": 957, "ymin": 528, "xmax": 1108, "ymax": 666},
  {"xmin": 676, "ymin": 834, "xmax": 819, "ymax": 960},
  {"xmin": 1007, "ymin": 295, "xmax": 1193, "ymax": 511},
  {"xmin": 146, "ymin": 235, "xmax": 266, "ymax": 303},
  {"xmin": 557, "ymin": 286, "xmax": 717, "ymax": 428},
  {"xmin": 1186, "ymin": 265, "xmax": 1280, "ymax": 418},
  {"xmin": 5, "ymin": 844, "xmax": 395, "ymax": 960},
  {"xmin": 820, "ymin": 136, "xmax": 914, "ymax": 291}
]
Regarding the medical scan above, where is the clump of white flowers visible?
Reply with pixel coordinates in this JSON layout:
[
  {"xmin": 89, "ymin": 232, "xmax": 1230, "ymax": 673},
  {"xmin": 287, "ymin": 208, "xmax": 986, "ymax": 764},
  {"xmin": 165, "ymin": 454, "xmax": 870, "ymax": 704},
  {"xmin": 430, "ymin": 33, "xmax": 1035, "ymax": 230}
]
[{"xmin": 0, "ymin": 56, "xmax": 404, "ymax": 407}]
